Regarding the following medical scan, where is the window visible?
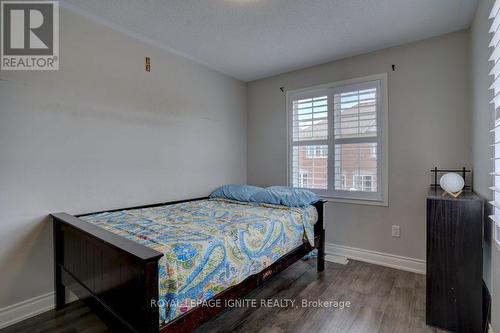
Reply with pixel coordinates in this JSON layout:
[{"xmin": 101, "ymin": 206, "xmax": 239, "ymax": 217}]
[
  {"xmin": 287, "ymin": 74, "xmax": 388, "ymax": 204},
  {"xmin": 298, "ymin": 171, "xmax": 309, "ymax": 187},
  {"xmin": 290, "ymin": 94, "xmax": 328, "ymax": 190},
  {"xmin": 306, "ymin": 145, "xmax": 328, "ymax": 159},
  {"xmin": 489, "ymin": 0, "xmax": 500, "ymax": 250},
  {"xmin": 353, "ymin": 175, "xmax": 375, "ymax": 192}
]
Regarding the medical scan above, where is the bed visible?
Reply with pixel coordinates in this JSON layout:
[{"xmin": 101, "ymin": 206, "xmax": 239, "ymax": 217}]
[{"xmin": 52, "ymin": 196, "xmax": 325, "ymax": 333}]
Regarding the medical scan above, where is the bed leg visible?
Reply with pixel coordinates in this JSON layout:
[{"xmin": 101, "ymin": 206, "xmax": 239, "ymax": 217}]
[
  {"xmin": 317, "ymin": 228, "xmax": 325, "ymax": 272},
  {"xmin": 53, "ymin": 220, "xmax": 66, "ymax": 310},
  {"xmin": 54, "ymin": 266, "xmax": 65, "ymax": 310}
]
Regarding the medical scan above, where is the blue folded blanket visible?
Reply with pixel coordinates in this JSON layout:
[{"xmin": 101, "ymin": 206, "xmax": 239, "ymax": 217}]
[
  {"xmin": 250, "ymin": 186, "xmax": 320, "ymax": 207},
  {"xmin": 209, "ymin": 184, "xmax": 262, "ymax": 202},
  {"xmin": 210, "ymin": 184, "xmax": 320, "ymax": 208}
]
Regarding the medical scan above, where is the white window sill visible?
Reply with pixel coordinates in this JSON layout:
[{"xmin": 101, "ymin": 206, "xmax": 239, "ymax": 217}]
[{"xmin": 320, "ymin": 196, "xmax": 388, "ymax": 207}]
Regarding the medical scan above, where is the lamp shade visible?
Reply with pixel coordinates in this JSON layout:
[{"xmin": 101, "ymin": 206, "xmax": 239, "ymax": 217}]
[{"xmin": 439, "ymin": 173, "xmax": 465, "ymax": 193}]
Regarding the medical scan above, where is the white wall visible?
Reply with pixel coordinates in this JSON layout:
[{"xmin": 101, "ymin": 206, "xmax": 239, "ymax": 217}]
[
  {"xmin": 0, "ymin": 8, "xmax": 247, "ymax": 309},
  {"xmin": 247, "ymin": 31, "xmax": 470, "ymax": 261},
  {"xmin": 470, "ymin": 0, "xmax": 499, "ymax": 330}
]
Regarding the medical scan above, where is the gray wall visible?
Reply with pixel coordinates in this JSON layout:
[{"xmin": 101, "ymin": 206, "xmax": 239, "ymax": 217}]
[
  {"xmin": 247, "ymin": 31, "xmax": 470, "ymax": 261},
  {"xmin": 470, "ymin": 0, "xmax": 499, "ymax": 330},
  {"xmin": 0, "ymin": 9, "xmax": 247, "ymax": 308}
]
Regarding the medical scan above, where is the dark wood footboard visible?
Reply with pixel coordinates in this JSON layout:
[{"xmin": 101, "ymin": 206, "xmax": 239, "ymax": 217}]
[
  {"xmin": 52, "ymin": 198, "xmax": 326, "ymax": 333},
  {"xmin": 52, "ymin": 213, "xmax": 163, "ymax": 332}
]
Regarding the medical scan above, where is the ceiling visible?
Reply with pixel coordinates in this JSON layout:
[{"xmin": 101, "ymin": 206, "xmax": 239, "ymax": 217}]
[{"xmin": 62, "ymin": 0, "xmax": 478, "ymax": 82}]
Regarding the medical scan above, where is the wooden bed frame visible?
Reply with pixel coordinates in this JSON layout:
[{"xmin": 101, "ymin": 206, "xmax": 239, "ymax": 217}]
[{"xmin": 51, "ymin": 198, "xmax": 326, "ymax": 333}]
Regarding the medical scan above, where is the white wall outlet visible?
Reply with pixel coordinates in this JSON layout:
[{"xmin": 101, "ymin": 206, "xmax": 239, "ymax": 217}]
[{"xmin": 391, "ymin": 225, "xmax": 401, "ymax": 237}]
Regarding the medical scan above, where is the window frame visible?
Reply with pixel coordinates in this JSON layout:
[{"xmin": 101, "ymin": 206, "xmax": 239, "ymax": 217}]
[
  {"xmin": 298, "ymin": 171, "xmax": 309, "ymax": 188},
  {"xmin": 286, "ymin": 73, "xmax": 389, "ymax": 206},
  {"xmin": 306, "ymin": 145, "xmax": 328, "ymax": 159},
  {"xmin": 353, "ymin": 174, "xmax": 375, "ymax": 192}
]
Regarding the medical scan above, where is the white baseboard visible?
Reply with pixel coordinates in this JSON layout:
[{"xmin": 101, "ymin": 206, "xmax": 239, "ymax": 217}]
[
  {"xmin": 325, "ymin": 243, "xmax": 426, "ymax": 274},
  {"xmin": 0, "ymin": 292, "xmax": 54, "ymax": 329},
  {"xmin": 325, "ymin": 252, "xmax": 349, "ymax": 265},
  {"xmin": 0, "ymin": 290, "xmax": 78, "ymax": 330}
]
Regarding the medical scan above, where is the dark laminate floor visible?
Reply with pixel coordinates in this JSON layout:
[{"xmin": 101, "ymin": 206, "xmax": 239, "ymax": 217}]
[{"xmin": 0, "ymin": 260, "xmax": 446, "ymax": 333}]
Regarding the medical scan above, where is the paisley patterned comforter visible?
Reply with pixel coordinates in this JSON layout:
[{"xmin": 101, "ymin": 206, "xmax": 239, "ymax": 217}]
[{"xmin": 80, "ymin": 198, "xmax": 317, "ymax": 324}]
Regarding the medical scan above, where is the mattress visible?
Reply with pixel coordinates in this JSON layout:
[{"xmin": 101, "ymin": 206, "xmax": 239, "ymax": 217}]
[{"xmin": 81, "ymin": 198, "xmax": 317, "ymax": 324}]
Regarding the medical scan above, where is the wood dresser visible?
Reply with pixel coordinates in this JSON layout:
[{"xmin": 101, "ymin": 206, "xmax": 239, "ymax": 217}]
[{"xmin": 426, "ymin": 188, "xmax": 483, "ymax": 332}]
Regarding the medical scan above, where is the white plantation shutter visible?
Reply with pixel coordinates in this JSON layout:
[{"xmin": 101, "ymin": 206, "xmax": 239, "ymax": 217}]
[
  {"xmin": 489, "ymin": 0, "xmax": 500, "ymax": 250},
  {"xmin": 332, "ymin": 81, "xmax": 381, "ymax": 201},
  {"xmin": 287, "ymin": 74, "xmax": 388, "ymax": 204},
  {"xmin": 290, "ymin": 90, "xmax": 329, "ymax": 192}
]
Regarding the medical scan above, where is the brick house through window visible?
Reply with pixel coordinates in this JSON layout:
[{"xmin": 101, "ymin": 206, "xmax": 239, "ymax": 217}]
[{"xmin": 292, "ymin": 110, "xmax": 377, "ymax": 192}]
